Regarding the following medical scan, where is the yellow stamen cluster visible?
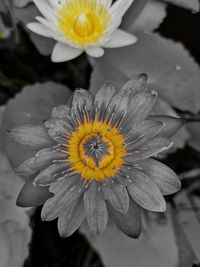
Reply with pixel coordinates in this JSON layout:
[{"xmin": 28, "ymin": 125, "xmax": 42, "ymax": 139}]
[
  {"xmin": 57, "ymin": 0, "xmax": 111, "ymax": 48},
  {"xmin": 63, "ymin": 121, "xmax": 126, "ymax": 182}
]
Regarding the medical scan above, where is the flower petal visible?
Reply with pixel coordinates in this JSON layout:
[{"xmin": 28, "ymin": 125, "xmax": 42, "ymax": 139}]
[
  {"xmin": 86, "ymin": 47, "xmax": 104, "ymax": 58},
  {"xmin": 17, "ymin": 177, "xmax": 53, "ymax": 207},
  {"xmin": 16, "ymin": 147, "xmax": 67, "ymax": 177},
  {"xmin": 127, "ymin": 169, "xmax": 166, "ymax": 212},
  {"xmin": 33, "ymin": 0, "xmax": 55, "ymax": 21},
  {"xmin": 8, "ymin": 124, "xmax": 53, "ymax": 149},
  {"xmin": 108, "ymin": 198, "xmax": 141, "ymax": 238},
  {"xmin": 94, "ymin": 82, "xmax": 116, "ymax": 120},
  {"xmin": 149, "ymin": 115, "xmax": 184, "ymax": 139},
  {"xmin": 71, "ymin": 89, "xmax": 94, "ymax": 124},
  {"xmin": 120, "ymin": 73, "xmax": 148, "ymax": 95},
  {"xmin": 58, "ymin": 198, "xmax": 85, "ymax": 237},
  {"xmin": 103, "ymin": 29, "xmax": 137, "ymax": 48},
  {"xmin": 125, "ymin": 137, "xmax": 172, "ymax": 163},
  {"xmin": 51, "ymin": 42, "xmax": 83, "ymax": 62},
  {"xmin": 138, "ymin": 159, "xmax": 181, "ymax": 195},
  {"xmin": 27, "ymin": 22, "xmax": 54, "ymax": 38},
  {"xmin": 34, "ymin": 162, "xmax": 71, "ymax": 186},
  {"xmin": 122, "ymin": 91, "xmax": 157, "ymax": 132},
  {"xmin": 41, "ymin": 175, "xmax": 82, "ymax": 221},
  {"xmin": 51, "ymin": 105, "xmax": 70, "ymax": 119},
  {"xmin": 84, "ymin": 181, "xmax": 108, "ymax": 235},
  {"xmin": 101, "ymin": 180, "xmax": 129, "ymax": 213},
  {"xmin": 125, "ymin": 120, "xmax": 164, "ymax": 151}
]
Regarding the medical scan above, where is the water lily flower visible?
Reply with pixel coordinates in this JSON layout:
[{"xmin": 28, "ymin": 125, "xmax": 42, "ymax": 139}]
[
  {"xmin": 9, "ymin": 74, "xmax": 182, "ymax": 238},
  {"xmin": 27, "ymin": 0, "xmax": 137, "ymax": 62}
]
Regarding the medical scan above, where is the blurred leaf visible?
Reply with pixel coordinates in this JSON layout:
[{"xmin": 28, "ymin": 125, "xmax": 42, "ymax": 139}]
[
  {"xmin": 124, "ymin": 0, "xmax": 167, "ymax": 33},
  {"xmin": 15, "ymin": 3, "xmax": 55, "ymax": 56},
  {"xmin": 0, "ymin": 107, "xmax": 31, "ymax": 267},
  {"xmin": 159, "ymin": 0, "xmax": 199, "ymax": 12},
  {"xmin": 121, "ymin": 0, "xmax": 148, "ymax": 30},
  {"xmin": 186, "ymin": 122, "xmax": 200, "ymax": 152},
  {"xmin": 90, "ymin": 33, "xmax": 200, "ymax": 113},
  {"xmin": 1, "ymin": 82, "xmax": 71, "ymax": 168},
  {"xmin": 81, "ymin": 209, "xmax": 179, "ymax": 267},
  {"xmin": 174, "ymin": 191, "xmax": 200, "ymax": 263},
  {"xmin": 14, "ymin": 0, "xmax": 32, "ymax": 8}
]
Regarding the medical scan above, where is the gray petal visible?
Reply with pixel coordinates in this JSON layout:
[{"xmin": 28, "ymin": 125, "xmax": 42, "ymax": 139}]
[
  {"xmin": 94, "ymin": 82, "xmax": 116, "ymax": 120},
  {"xmin": 108, "ymin": 198, "xmax": 141, "ymax": 238},
  {"xmin": 41, "ymin": 175, "xmax": 82, "ymax": 221},
  {"xmin": 127, "ymin": 169, "xmax": 166, "ymax": 212},
  {"xmin": 16, "ymin": 147, "xmax": 67, "ymax": 176},
  {"xmin": 125, "ymin": 137, "xmax": 172, "ymax": 163},
  {"xmin": 101, "ymin": 179, "xmax": 129, "ymax": 213},
  {"xmin": 122, "ymin": 91, "xmax": 157, "ymax": 132},
  {"xmin": 34, "ymin": 162, "xmax": 71, "ymax": 186},
  {"xmin": 126, "ymin": 120, "xmax": 164, "ymax": 151},
  {"xmin": 148, "ymin": 115, "xmax": 184, "ymax": 139},
  {"xmin": 44, "ymin": 118, "xmax": 73, "ymax": 143},
  {"xmin": 51, "ymin": 105, "xmax": 70, "ymax": 119},
  {"xmin": 8, "ymin": 124, "xmax": 53, "ymax": 149},
  {"xmin": 120, "ymin": 73, "xmax": 148, "ymax": 95},
  {"xmin": 71, "ymin": 89, "xmax": 94, "ymax": 124},
  {"xmin": 138, "ymin": 159, "xmax": 181, "ymax": 195},
  {"xmin": 58, "ymin": 198, "xmax": 85, "ymax": 237},
  {"xmin": 84, "ymin": 181, "xmax": 108, "ymax": 236}
]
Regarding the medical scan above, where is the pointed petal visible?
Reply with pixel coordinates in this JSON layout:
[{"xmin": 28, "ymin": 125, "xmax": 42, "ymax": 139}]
[
  {"xmin": 44, "ymin": 118, "xmax": 73, "ymax": 142},
  {"xmin": 120, "ymin": 73, "xmax": 148, "ymax": 95},
  {"xmin": 125, "ymin": 137, "xmax": 172, "ymax": 163},
  {"xmin": 51, "ymin": 105, "xmax": 70, "ymax": 119},
  {"xmin": 33, "ymin": 0, "xmax": 55, "ymax": 21},
  {"xmin": 51, "ymin": 42, "xmax": 83, "ymax": 62},
  {"xmin": 86, "ymin": 47, "xmax": 104, "ymax": 58},
  {"xmin": 102, "ymin": 180, "xmax": 129, "ymax": 213},
  {"xmin": 41, "ymin": 175, "xmax": 82, "ymax": 221},
  {"xmin": 94, "ymin": 83, "xmax": 116, "ymax": 120},
  {"xmin": 138, "ymin": 159, "xmax": 181, "ymax": 195},
  {"xmin": 71, "ymin": 88, "xmax": 94, "ymax": 123},
  {"xmin": 8, "ymin": 124, "xmax": 53, "ymax": 149},
  {"xmin": 126, "ymin": 120, "xmax": 164, "ymax": 151},
  {"xmin": 58, "ymin": 198, "xmax": 85, "ymax": 237},
  {"xmin": 84, "ymin": 181, "xmax": 108, "ymax": 235},
  {"xmin": 108, "ymin": 198, "xmax": 141, "ymax": 238},
  {"xmin": 27, "ymin": 23, "xmax": 53, "ymax": 38},
  {"xmin": 149, "ymin": 115, "xmax": 184, "ymax": 138},
  {"xmin": 127, "ymin": 169, "xmax": 166, "ymax": 212},
  {"xmin": 16, "ymin": 147, "xmax": 67, "ymax": 177},
  {"xmin": 34, "ymin": 162, "xmax": 71, "ymax": 186},
  {"xmin": 17, "ymin": 177, "xmax": 53, "ymax": 207},
  {"xmin": 110, "ymin": 0, "xmax": 134, "ymax": 21},
  {"xmin": 103, "ymin": 29, "xmax": 137, "ymax": 48}
]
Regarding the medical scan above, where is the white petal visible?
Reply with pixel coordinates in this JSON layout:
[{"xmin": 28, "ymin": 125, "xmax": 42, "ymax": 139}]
[
  {"xmin": 86, "ymin": 47, "xmax": 104, "ymax": 58},
  {"xmin": 103, "ymin": 29, "xmax": 137, "ymax": 48},
  {"xmin": 51, "ymin": 42, "xmax": 83, "ymax": 62},
  {"xmin": 27, "ymin": 23, "xmax": 54, "ymax": 38},
  {"xmin": 33, "ymin": 0, "xmax": 55, "ymax": 21}
]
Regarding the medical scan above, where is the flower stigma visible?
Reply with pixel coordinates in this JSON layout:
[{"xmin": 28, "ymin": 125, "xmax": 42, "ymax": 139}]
[
  {"xmin": 57, "ymin": 0, "xmax": 111, "ymax": 48},
  {"xmin": 58, "ymin": 120, "xmax": 126, "ymax": 182}
]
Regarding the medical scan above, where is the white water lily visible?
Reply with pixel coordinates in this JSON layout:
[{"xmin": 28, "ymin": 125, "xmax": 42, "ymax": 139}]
[{"xmin": 27, "ymin": 0, "xmax": 137, "ymax": 62}]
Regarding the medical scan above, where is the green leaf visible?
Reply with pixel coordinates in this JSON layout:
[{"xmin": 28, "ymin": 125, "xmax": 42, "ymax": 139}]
[
  {"xmin": 1, "ymin": 82, "xmax": 71, "ymax": 168},
  {"xmin": 90, "ymin": 33, "xmax": 200, "ymax": 113},
  {"xmin": 81, "ymin": 209, "xmax": 179, "ymax": 267},
  {"xmin": 14, "ymin": 0, "xmax": 32, "ymax": 8},
  {"xmin": 186, "ymin": 122, "xmax": 200, "ymax": 152}
]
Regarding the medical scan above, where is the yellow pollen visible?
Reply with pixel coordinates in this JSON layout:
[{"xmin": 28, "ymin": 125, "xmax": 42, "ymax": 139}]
[
  {"xmin": 64, "ymin": 121, "xmax": 126, "ymax": 182},
  {"xmin": 57, "ymin": 0, "xmax": 111, "ymax": 48}
]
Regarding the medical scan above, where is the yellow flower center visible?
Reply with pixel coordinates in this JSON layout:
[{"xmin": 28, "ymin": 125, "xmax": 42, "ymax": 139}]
[
  {"xmin": 62, "ymin": 121, "xmax": 126, "ymax": 182},
  {"xmin": 57, "ymin": 0, "xmax": 111, "ymax": 48}
]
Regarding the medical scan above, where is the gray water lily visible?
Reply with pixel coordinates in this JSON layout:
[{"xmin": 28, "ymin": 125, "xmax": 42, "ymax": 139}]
[{"xmin": 9, "ymin": 74, "xmax": 182, "ymax": 238}]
